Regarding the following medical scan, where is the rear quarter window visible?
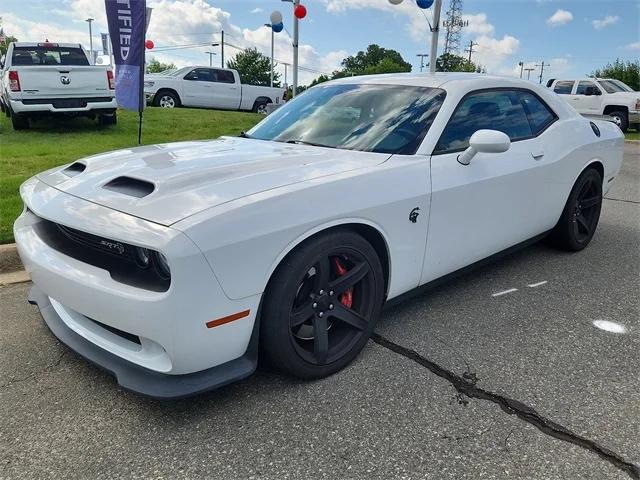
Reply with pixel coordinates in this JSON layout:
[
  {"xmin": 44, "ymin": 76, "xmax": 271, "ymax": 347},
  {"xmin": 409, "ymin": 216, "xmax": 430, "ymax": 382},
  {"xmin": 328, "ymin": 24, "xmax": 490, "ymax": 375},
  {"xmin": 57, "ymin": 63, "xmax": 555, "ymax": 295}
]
[{"xmin": 553, "ymin": 81, "xmax": 574, "ymax": 95}]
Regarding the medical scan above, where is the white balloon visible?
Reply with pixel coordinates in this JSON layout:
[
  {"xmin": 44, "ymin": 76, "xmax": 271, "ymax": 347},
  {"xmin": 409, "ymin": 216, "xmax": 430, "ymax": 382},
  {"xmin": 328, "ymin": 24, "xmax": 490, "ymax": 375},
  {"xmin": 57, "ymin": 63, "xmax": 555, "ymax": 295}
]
[
  {"xmin": 388, "ymin": 0, "xmax": 404, "ymax": 4},
  {"xmin": 270, "ymin": 10, "xmax": 283, "ymax": 25}
]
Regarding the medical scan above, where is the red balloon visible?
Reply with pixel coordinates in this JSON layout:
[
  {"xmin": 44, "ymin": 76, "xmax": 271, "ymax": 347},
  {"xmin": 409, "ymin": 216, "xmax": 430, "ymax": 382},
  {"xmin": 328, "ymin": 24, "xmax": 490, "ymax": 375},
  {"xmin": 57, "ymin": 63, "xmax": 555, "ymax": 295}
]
[
  {"xmin": 145, "ymin": 39, "xmax": 154, "ymax": 50},
  {"xmin": 294, "ymin": 4, "xmax": 307, "ymax": 19}
]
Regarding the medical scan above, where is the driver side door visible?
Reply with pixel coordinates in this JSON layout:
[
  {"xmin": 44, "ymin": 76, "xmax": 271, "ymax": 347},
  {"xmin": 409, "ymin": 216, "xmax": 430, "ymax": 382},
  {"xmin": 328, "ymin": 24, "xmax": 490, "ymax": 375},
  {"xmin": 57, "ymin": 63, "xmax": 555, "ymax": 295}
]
[
  {"xmin": 181, "ymin": 68, "xmax": 215, "ymax": 108},
  {"xmin": 421, "ymin": 88, "xmax": 559, "ymax": 283}
]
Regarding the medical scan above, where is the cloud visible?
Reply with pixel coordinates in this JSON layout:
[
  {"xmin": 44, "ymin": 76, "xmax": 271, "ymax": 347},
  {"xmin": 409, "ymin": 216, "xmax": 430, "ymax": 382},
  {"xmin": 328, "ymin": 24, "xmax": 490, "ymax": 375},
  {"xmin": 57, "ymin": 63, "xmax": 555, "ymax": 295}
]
[
  {"xmin": 547, "ymin": 9, "xmax": 573, "ymax": 26},
  {"xmin": 625, "ymin": 41, "xmax": 640, "ymax": 50},
  {"xmin": 472, "ymin": 35, "xmax": 520, "ymax": 72},
  {"xmin": 592, "ymin": 15, "xmax": 619, "ymax": 30},
  {"xmin": 462, "ymin": 13, "xmax": 495, "ymax": 36},
  {"xmin": 250, "ymin": 8, "xmax": 263, "ymax": 14}
]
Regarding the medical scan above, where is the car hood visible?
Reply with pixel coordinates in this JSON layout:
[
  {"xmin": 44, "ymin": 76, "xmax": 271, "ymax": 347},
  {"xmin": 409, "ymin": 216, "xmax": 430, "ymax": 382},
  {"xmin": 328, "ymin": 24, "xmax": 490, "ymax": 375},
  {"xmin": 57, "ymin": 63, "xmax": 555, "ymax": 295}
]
[{"xmin": 36, "ymin": 137, "xmax": 389, "ymax": 225}]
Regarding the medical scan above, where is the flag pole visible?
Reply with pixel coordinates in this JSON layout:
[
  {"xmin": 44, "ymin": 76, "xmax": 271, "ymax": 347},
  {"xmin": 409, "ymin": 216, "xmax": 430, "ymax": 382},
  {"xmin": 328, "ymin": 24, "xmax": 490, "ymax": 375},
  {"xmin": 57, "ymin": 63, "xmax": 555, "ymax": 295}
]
[{"xmin": 138, "ymin": 6, "xmax": 146, "ymax": 145}]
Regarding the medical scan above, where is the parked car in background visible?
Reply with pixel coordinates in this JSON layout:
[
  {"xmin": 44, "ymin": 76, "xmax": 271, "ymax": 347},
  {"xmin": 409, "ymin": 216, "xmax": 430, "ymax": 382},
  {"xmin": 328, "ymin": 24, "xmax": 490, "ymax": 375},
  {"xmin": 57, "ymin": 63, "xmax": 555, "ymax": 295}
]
[
  {"xmin": 547, "ymin": 78, "xmax": 640, "ymax": 132},
  {"xmin": 144, "ymin": 66, "xmax": 285, "ymax": 114},
  {"xmin": 0, "ymin": 42, "xmax": 117, "ymax": 130},
  {"xmin": 16, "ymin": 73, "xmax": 623, "ymax": 398}
]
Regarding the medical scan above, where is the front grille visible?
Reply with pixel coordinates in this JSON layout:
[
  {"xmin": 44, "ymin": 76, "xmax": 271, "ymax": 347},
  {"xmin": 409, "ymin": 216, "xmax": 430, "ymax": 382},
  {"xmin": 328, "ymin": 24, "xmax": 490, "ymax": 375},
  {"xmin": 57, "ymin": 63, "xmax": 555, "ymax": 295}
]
[
  {"xmin": 35, "ymin": 217, "xmax": 170, "ymax": 292},
  {"xmin": 21, "ymin": 97, "xmax": 113, "ymax": 107},
  {"xmin": 89, "ymin": 318, "xmax": 141, "ymax": 345}
]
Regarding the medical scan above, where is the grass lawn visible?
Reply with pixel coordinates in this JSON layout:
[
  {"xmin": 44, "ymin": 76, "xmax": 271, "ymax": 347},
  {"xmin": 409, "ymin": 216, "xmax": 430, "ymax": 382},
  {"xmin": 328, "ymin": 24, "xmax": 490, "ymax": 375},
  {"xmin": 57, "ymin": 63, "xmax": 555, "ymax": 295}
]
[
  {"xmin": 0, "ymin": 108, "xmax": 261, "ymax": 244},
  {"xmin": 625, "ymin": 130, "xmax": 639, "ymax": 141}
]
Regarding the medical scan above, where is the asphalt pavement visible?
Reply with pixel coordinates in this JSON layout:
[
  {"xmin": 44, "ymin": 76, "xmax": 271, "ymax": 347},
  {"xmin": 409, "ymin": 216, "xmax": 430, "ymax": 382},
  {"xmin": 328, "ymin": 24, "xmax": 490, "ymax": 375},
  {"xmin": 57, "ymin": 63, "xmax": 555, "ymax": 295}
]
[{"xmin": 1, "ymin": 143, "xmax": 638, "ymax": 479}]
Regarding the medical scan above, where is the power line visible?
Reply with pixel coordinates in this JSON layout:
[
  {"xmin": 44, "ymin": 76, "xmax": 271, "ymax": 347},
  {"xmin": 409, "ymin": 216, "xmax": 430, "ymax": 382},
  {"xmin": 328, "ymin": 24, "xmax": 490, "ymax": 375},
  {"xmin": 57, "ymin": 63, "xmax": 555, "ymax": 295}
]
[{"xmin": 535, "ymin": 61, "xmax": 550, "ymax": 84}]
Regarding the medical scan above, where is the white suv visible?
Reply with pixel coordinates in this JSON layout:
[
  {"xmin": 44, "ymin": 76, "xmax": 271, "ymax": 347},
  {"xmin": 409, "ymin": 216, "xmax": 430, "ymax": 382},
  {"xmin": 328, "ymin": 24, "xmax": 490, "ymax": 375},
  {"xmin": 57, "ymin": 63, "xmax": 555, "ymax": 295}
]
[{"xmin": 547, "ymin": 78, "xmax": 639, "ymax": 132}]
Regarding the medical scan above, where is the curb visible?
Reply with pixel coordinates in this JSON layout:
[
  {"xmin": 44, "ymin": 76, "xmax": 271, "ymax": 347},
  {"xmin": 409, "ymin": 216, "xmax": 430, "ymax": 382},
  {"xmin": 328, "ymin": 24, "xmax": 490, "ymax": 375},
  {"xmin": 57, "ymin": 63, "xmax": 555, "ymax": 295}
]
[
  {"xmin": 0, "ymin": 243, "xmax": 22, "ymax": 274},
  {"xmin": 0, "ymin": 270, "xmax": 30, "ymax": 286}
]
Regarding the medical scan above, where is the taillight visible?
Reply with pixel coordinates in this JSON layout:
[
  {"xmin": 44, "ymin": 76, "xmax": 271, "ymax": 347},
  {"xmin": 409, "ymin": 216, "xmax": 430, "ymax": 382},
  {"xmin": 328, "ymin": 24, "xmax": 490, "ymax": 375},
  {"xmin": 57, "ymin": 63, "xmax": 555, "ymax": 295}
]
[
  {"xmin": 8, "ymin": 70, "xmax": 21, "ymax": 92},
  {"xmin": 636, "ymin": 99, "xmax": 640, "ymax": 111},
  {"xmin": 107, "ymin": 69, "xmax": 115, "ymax": 90}
]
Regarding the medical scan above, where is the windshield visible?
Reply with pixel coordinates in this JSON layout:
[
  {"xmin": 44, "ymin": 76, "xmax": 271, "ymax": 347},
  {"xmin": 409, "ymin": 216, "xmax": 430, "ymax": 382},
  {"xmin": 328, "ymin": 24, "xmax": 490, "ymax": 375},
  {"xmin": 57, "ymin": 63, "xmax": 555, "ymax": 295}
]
[
  {"xmin": 611, "ymin": 79, "xmax": 635, "ymax": 92},
  {"xmin": 12, "ymin": 45, "xmax": 89, "ymax": 66},
  {"xmin": 597, "ymin": 79, "xmax": 631, "ymax": 94},
  {"xmin": 247, "ymin": 84, "xmax": 446, "ymax": 155}
]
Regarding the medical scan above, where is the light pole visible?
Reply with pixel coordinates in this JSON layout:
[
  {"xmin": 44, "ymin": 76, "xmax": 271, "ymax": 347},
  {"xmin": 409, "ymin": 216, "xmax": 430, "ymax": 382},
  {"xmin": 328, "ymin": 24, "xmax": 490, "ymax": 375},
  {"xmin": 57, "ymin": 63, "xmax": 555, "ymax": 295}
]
[
  {"xmin": 518, "ymin": 61, "xmax": 524, "ymax": 79},
  {"xmin": 264, "ymin": 23, "xmax": 275, "ymax": 87},
  {"xmin": 429, "ymin": 0, "xmax": 442, "ymax": 73},
  {"xmin": 416, "ymin": 54, "xmax": 429, "ymax": 72},
  {"xmin": 205, "ymin": 51, "xmax": 217, "ymax": 67},
  {"xmin": 524, "ymin": 67, "xmax": 535, "ymax": 81},
  {"xmin": 85, "ymin": 18, "xmax": 94, "ymax": 64}
]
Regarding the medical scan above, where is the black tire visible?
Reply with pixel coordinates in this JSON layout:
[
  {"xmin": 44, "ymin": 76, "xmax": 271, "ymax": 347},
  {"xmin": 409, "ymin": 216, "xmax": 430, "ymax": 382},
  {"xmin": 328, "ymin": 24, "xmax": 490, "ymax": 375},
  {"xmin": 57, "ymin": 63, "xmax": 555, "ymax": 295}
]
[
  {"xmin": 609, "ymin": 110, "xmax": 628, "ymax": 133},
  {"xmin": 10, "ymin": 111, "xmax": 29, "ymax": 130},
  {"xmin": 252, "ymin": 99, "xmax": 269, "ymax": 114},
  {"xmin": 98, "ymin": 112, "xmax": 117, "ymax": 126},
  {"xmin": 261, "ymin": 230, "xmax": 385, "ymax": 379},
  {"xmin": 153, "ymin": 91, "xmax": 180, "ymax": 108},
  {"xmin": 548, "ymin": 168, "xmax": 603, "ymax": 251}
]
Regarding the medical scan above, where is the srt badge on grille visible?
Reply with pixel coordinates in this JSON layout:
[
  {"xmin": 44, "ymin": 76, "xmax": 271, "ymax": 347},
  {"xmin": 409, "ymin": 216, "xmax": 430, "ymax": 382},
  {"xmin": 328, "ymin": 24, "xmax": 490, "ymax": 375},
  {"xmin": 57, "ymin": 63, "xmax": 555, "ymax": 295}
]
[
  {"xmin": 99, "ymin": 239, "xmax": 125, "ymax": 254},
  {"xmin": 60, "ymin": 76, "xmax": 71, "ymax": 85}
]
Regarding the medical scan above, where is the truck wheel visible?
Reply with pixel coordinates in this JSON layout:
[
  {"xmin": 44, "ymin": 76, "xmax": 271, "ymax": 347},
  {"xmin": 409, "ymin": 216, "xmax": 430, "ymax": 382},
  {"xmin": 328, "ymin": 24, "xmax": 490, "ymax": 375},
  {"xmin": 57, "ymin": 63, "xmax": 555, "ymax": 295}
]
[
  {"xmin": 10, "ymin": 111, "xmax": 30, "ymax": 130},
  {"xmin": 98, "ymin": 112, "xmax": 117, "ymax": 126},
  {"xmin": 609, "ymin": 111, "xmax": 628, "ymax": 133},
  {"xmin": 154, "ymin": 91, "xmax": 179, "ymax": 108},
  {"xmin": 253, "ymin": 100, "xmax": 269, "ymax": 115}
]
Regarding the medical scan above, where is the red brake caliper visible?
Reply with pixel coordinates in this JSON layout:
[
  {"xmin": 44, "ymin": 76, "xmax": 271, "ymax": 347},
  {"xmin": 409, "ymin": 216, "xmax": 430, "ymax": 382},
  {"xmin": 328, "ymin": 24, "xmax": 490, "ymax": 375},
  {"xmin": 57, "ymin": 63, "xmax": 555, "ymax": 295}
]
[{"xmin": 332, "ymin": 257, "xmax": 353, "ymax": 308}]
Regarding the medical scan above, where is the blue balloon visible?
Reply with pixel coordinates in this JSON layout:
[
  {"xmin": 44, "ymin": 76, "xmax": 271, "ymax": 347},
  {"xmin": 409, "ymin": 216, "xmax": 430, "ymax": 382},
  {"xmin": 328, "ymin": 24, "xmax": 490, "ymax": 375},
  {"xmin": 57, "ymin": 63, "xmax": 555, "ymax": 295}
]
[
  {"xmin": 272, "ymin": 22, "xmax": 284, "ymax": 33},
  {"xmin": 416, "ymin": 0, "xmax": 434, "ymax": 8}
]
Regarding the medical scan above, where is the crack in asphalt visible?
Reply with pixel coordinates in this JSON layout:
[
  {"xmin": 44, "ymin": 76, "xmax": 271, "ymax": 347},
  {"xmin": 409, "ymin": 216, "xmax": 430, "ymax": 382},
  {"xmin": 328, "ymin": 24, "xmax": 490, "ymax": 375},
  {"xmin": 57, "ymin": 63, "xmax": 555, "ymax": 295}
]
[
  {"xmin": 604, "ymin": 197, "xmax": 640, "ymax": 205},
  {"xmin": 371, "ymin": 333, "xmax": 640, "ymax": 479},
  {"xmin": 0, "ymin": 350, "xmax": 66, "ymax": 389}
]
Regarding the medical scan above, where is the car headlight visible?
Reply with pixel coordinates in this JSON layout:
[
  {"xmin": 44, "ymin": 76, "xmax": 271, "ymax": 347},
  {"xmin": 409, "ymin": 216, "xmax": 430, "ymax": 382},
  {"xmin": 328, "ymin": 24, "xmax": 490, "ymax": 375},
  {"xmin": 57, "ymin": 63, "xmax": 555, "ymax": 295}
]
[
  {"xmin": 153, "ymin": 251, "xmax": 170, "ymax": 280},
  {"xmin": 144, "ymin": 81, "xmax": 155, "ymax": 88}
]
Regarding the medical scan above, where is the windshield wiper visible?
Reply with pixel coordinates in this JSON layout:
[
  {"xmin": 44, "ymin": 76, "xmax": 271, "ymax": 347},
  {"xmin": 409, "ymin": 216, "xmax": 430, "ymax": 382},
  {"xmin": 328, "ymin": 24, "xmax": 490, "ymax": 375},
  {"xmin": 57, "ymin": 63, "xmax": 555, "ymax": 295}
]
[{"xmin": 285, "ymin": 139, "xmax": 335, "ymax": 149}]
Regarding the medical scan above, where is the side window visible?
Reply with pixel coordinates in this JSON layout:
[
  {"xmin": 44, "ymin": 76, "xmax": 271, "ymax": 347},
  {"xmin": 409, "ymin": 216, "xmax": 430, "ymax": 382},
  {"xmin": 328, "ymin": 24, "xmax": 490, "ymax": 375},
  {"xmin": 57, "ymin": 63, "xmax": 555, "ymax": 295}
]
[
  {"xmin": 184, "ymin": 69, "xmax": 212, "ymax": 81},
  {"xmin": 553, "ymin": 81, "xmax": 574, "ymax": 94},
  {"xmin": 576, "ymin": 81, "xmax": 593, "ymax": 95},
  {"xmin": 517, "ymin": 91, "xmax": 557, "ymax": 136},
  {"xmin": 214, "ymin": 69, "xmax": 236, "ymax": 84},
  {"xmin": 435, "ymin": 90, "xmax": 533, "ymax": 153}
]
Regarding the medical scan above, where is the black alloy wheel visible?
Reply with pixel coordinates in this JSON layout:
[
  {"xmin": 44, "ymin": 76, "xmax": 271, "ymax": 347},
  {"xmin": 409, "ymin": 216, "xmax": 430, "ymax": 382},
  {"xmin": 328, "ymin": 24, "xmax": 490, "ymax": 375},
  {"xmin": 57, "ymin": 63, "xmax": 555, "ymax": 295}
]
[
  {"xmin": 261, "ymin": 231, "xmax": 384, "ymax": 379},
  {"xmin": 548, "ymin": 168, "xmax": 603, "ymax": 251}
]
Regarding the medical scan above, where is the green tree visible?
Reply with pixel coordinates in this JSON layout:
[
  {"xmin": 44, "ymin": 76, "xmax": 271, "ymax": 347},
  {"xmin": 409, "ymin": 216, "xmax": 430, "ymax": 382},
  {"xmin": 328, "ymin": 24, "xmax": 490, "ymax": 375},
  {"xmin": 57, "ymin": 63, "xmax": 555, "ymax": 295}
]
[
  {"xmin": 0, "ymin": 34, "xmax": 18, "ymax": 58},
  {"xmin": 227, "ymin": 47, "xmax": 281, "ymax": 87},
  {"xmin": 341, "ymin": 44, "xmax": 412, "ymax": 75},
  {"xmin": 146, "ymin": 57, "xmax": 176, "ymax": 74},
  {"xmin": 435, "ymin": 53, "xmax": 483, "ymax": 73},
  {"xmin": 591, "ymin": 58, "xmax": 639, "ymax": 91}
]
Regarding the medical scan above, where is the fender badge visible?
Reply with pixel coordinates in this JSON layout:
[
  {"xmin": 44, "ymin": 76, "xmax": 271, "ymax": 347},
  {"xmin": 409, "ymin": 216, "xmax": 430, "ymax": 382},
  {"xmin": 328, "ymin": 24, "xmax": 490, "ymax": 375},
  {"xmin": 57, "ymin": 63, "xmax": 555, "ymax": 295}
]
[{"xmin": 409, "ymin": 207, "xmax": 420, "ymax": 223}]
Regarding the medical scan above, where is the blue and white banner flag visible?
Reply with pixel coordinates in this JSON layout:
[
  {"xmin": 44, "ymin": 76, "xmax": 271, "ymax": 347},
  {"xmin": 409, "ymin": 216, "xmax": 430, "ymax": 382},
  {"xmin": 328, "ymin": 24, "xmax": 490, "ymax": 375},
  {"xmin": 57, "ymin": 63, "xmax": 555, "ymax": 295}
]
[{"xmin": 105, "ymin": 0, "xmax": 146, "ymax": 111}]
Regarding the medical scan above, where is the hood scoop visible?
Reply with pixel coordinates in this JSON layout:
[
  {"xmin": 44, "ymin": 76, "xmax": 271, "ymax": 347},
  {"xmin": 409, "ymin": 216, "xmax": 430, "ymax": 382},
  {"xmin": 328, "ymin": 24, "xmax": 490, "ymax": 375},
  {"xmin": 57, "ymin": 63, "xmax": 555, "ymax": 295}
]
[
  {"xmin": 103, "ymin": 177, "xmax": 155, "ymax": 198},
  {"xmin": 63, "ymin": 162, "xmax": 86, "ymax": 177}
]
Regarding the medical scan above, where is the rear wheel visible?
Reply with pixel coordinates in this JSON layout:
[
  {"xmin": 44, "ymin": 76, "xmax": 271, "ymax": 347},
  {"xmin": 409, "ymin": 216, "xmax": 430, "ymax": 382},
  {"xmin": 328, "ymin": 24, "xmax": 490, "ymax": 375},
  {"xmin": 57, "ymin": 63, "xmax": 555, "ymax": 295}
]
[
  {"xmin": 253, "ymin": 99, "xmax": 269, "ymax": 115},
  {"xmin": 548, "ymin": 168, "xmax": 603, "ymax": 251},
  {"xmin": 10, "ymin": 111, "xmax": 29, "ymax": 130},
  {"xmin": 261, "ymin": 231, "xmax": 385, "ymax": 379},
  {"xmin": 609, "ymin": 110, "xmax": 628, "ymax": 133},
  {"xmin": 98, "ymin": 112, "xmax": 117, "ymax": 126}
]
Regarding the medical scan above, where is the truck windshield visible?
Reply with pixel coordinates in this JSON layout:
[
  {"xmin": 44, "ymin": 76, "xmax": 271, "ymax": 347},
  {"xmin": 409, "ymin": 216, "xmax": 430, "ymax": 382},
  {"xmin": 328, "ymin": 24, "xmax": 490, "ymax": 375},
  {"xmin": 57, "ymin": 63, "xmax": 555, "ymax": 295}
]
[
  {"xmin": 247, "ymin": 84, "xmax": 446, "ymax": 155},
  {"xmin": 12, "ymin": 46, "xmax": 89, "ymax": 66},
  {"xmin": 597, "ymin": 80, "xmax": 631, "ymax": 94}
]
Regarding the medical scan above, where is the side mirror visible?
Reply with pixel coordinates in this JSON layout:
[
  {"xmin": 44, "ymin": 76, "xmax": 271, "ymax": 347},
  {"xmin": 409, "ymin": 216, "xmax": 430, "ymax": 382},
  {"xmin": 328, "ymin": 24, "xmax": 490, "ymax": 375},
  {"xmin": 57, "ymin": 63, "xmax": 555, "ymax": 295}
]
[{"xmin": 457, "ymin": 130, "xmax": 511, "ymax": 165}]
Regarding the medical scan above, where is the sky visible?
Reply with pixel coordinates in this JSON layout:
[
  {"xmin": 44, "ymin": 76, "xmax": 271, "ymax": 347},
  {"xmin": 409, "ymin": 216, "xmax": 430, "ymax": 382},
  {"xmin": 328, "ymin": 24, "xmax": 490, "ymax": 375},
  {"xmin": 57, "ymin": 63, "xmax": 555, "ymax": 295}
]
[{"xmin": 1, "ymin": 0, "xmax": 638, "ymax": 86}]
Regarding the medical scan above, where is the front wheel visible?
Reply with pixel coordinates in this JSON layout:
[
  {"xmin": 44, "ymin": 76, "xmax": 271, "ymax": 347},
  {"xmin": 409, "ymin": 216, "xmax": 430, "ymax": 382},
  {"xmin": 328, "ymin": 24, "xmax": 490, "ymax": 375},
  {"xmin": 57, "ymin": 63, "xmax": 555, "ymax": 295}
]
[
  {"xmin": 548, "ymin": 168, "xmax": 603, "ymax": 251},
  {"xmin": 261, "ymin": 231, "xmax": 385, "ymax": 379},
  {"xmin": 153, "ymin": 91, "xmax": 179, "ymax": 108}
]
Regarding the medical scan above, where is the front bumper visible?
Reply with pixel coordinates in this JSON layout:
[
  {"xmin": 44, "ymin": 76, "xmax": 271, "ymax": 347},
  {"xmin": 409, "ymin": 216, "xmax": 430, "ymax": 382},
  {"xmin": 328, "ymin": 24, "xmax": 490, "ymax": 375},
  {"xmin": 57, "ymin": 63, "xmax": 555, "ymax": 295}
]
[
  {"xmin": 28, "ymin": 285, "xmax": 258, "ymax": 399},
  {"xmin": 15, "ymin": 177, "xmax": 261, "ymax": 398}
]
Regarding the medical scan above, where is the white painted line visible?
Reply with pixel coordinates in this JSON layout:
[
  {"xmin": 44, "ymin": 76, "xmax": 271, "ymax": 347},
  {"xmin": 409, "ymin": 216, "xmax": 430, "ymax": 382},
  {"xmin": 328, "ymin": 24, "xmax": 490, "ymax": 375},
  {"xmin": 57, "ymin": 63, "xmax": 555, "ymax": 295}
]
[
  {"xmin": 592, "ymin": 320, "xmax": 628, "ymax": 334},
  {"xmin": 492, "ymin": 288, "xmax": 518, "ymax": 297},
  {"xmin": 528, "ymin": 281, "xmax": 548, "ymax": 288}
]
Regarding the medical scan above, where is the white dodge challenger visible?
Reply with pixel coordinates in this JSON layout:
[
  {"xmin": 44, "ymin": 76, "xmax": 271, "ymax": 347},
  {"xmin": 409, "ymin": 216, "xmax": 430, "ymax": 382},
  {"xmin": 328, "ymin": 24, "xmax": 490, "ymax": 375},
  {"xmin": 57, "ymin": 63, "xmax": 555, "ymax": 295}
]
[{"xmin": 15, "ymin": 73, "xmax": 624, "ymax": 398}]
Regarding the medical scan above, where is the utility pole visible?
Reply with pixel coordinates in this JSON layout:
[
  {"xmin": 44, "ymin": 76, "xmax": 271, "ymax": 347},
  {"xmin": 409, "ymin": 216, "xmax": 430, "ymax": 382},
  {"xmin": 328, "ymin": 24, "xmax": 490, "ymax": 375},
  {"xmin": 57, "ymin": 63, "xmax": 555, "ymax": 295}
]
[
  {"xmin": 524, "ymin": 67, "xmax": 535, "ymax": 81},
  {"xmin": 442, "ymin": 0, "xmax": 468, "ymax": 55},
  {"xmin": 464, "ymin": 40, "xmax": 478, "ymax": 63},
  {"xmin": 264, "ymin": 24, "xmax": 275, "ymax": 87},
  {"xmin": 535, "ymin": 60, "xmax": 550, "ymax": 84},
  {"xmin": 220, "ymin": 30, "xmax": 225, "ymax": 68},
  {"xmin": 518, "ymin": 61, "xmax": 524, "ymax": 79},
  {"xmin": 205, "ymin": 51, "xmax": 216, "ymax": 67},
  {"xmin": 85, "ymin": 18, "xmax": 94, "ymax": 64},
  {"xmin": 416, "ymin": 54, "xmax": 429, "ymax": 73},
  {"xmin": 429, "ymin": 0, "xmax": 443, "ymax": 73}
]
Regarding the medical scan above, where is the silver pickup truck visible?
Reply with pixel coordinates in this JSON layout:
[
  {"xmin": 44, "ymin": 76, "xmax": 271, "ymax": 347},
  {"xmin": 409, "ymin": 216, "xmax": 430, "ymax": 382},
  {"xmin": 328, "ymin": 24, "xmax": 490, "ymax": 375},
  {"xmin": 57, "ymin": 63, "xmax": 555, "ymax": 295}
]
[{"xmin": 0, "ymin": 42, "xmax": 117, "ymax": 130}]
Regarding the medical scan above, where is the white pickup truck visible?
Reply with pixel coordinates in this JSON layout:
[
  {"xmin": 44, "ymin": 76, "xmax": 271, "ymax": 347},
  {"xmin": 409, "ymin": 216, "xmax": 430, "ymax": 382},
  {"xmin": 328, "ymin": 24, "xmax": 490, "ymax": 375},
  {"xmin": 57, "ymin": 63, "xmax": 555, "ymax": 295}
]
[
  {"xmin": 144, "ymin": 66, "xmax": 285, "ymax": 114},
  {"xmin": 0, "ymin": 42, "xmax": 117, "ymax": 130},
  {"xmin": 547, "ymin": 78, "xmax": 639, "ymax": 132}
]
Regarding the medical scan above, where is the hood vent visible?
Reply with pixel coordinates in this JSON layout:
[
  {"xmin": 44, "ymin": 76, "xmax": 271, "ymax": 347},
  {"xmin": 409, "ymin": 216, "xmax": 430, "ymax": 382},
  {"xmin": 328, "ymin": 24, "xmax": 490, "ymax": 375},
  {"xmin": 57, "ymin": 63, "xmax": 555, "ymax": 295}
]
[
  {"xmin": 63, "ymin": 162, "xmax": 86, "ymax": 177},
  {"xmin": 103, "ymin": 177, "xmax": 155, "ymax": 198}
]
